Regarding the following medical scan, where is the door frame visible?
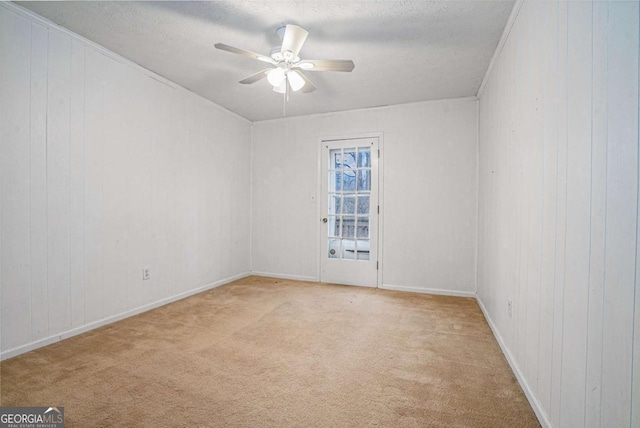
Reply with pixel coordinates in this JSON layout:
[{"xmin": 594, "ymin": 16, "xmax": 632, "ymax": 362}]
[{"xmin": 316, "ymin": 132, "xmax": 384, "ymax": 287}]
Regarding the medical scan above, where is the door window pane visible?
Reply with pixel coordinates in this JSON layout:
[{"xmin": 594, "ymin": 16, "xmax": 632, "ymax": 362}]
[
  {"xmin": 342, "ymin": 216, "xmax": 355, "ymax": 238},
  {"xmin": 330, "ymin": 171, "xmax": 342, "ymax": 192},
  {"xmin": 330, "ymin": 149, "xmax": 342, "ymax": 169},
  {"xmin": 358, "ymin": 148, "xmax": 371, "ymax": 167},
  {"xmin": 357, "ymin": 216, "xmax": 369, "ymax": 238},
  {"xmin": 329, "ymin": 195, "xmax": 342, "ymax": 215},
  {"xmin": 343, "ymin": 195, "xmax": 355, "ymax": 214},
  {"xmin": 343, "ymin": 170, "xmax": 356, "ymax": 191},
  {"xmin": 328, "ymin": 239, "xmax": 340, "ymax": 258},
  {"xmin": 328, "ymin": 216, "xmax": 340, "ymax": 237},
  {"xmin": 357, "ymin": 196, "xmax": 370, "ymax": 215},
  {"xmin": 357, "ymin": 170, "xmax": 370, "ymax": 191},
  {"xmin": 342, "ymin": 239, "xmax": 356, "ymax": 259},
  {"xmin": 343, "ymin": 149, "xmax": 356, "ymax": 169},
  {"xmin": 357, "ymin": 240, "xmax": 370, "ymax": 260}
]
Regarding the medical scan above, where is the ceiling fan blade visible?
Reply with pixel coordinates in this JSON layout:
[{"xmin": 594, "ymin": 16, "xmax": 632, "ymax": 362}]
[
  {"xmin": 214, "ymin": 43, "xmax": 275, "ymax": 64},
  {"xmin": 239, "ymin": 69, "xmax": 273, "ymax": 84},
  {"xmin": 293, "ymin": 70, "xmax": 316, "ymax": 93},
  {"xmin": 296, "ymin": 59, "xmax": 355, "ymax": 72},
  {"xmin": 280, "ymin": 25, "xmax": 308, "ymax": 58}
]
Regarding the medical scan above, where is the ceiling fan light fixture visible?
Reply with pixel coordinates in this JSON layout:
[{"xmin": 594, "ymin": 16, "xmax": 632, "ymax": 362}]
[
  {"xmin": 287, "ymin": 70, "xmax": 306, "ymax": 92},
  {"xmin": 273, "ymin": 80, "xmax": 287, "ymax": 94},
  {"xmin": 267, "ymin": 68, "xmax": 286, "ymax": 87}
]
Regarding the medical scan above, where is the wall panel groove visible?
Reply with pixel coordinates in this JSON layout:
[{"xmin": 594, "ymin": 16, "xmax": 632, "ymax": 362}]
[{"xmin": 632, "ymin": 4, "xmax": 640, "ymax": 426}]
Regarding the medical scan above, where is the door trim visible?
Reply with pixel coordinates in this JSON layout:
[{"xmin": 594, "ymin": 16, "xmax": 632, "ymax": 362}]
[{"xmin": 316, "ymin": 132, "xmax": 384, "ymax": 287}]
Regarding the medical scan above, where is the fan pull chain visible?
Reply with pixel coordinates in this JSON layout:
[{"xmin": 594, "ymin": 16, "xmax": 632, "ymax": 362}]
[
  {"xmin": 282, "ymin": 76, "xmax": 289, "ymax": 117},
  {"xmin": 282, "ymin": 85, "xmax": 286, "ymax": 117}
]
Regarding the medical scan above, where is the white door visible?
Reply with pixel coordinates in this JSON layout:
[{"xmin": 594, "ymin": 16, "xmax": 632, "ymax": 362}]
[{"xmin": 320, "ymin": 137, "xmax": 379, "ymax": 287}]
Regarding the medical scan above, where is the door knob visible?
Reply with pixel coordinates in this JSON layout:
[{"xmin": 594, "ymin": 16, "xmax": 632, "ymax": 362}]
[{"xmin": 322, "ymin": 218, "xmax": 328, "ymax": 223}]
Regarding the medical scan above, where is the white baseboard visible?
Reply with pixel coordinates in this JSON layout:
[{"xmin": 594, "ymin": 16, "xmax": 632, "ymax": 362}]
[
  {"xmin": 0, "ymin": 271, "xmax": 251, "ymax": 361},
  {"xmin": 476, "ymin": 296, "xmax": 552, "ymax": 428},
  {"xmin": 250, "ymin": 271, "xmax": 318, "ymax": 283},
  {"xmin": 380, "ymin": 283, "xmax": 476, "ymax": 298}
]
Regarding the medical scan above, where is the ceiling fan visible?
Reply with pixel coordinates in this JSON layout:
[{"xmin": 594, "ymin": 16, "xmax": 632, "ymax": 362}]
[{"xmin": 215, "ymin": 24, "xmax": 355, "ymax": 95}]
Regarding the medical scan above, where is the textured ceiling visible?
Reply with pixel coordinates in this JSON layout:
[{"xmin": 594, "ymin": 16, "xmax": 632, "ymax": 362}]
[{"xmin": 17, "ymin": 1, "xmax": 514, "ymax": 121}]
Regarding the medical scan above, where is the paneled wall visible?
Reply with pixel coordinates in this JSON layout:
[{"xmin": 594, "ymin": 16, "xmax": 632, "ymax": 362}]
[
  {"xmin": 251, "ymin": 98, "xmax": 478, "ymax": 295},
  {"xmin": 477, "ymin": 1, "xmax": 640, "ymax": 427},
  {"xmin": 0, "ymin": 4, "xmax": 252, "ymax": 358}
]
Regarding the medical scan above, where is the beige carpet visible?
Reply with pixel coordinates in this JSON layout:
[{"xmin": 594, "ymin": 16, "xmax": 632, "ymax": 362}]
[{"xmin": 1, "ymin": 276, "xmax": 539, "ymax": 427}]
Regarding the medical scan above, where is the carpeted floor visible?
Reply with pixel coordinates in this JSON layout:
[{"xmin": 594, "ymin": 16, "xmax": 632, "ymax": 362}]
[{"xmin": 1, "ymin": 276, "xmax": 539, "ymax": 427}]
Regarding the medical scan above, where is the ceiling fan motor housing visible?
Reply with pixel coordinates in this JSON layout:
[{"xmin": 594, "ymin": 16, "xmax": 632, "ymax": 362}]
[{"xmin": 269, "ymin": 47, "xmax": 299, "ymax": 64}]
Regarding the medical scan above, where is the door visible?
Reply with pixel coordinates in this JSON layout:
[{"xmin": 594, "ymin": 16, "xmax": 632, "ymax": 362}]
[{"xmin": 320, "ymin": 137, "xmax": 379, "ymax": 287}]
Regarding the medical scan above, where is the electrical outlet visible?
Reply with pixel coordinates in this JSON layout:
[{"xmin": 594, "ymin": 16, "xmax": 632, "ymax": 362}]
[
  {"xmin": 507, "ymin": 298, "xmax": 513, "ymax": 318},
  {"xmin": 143, "ymin": 268, "xmax": 151, "ymax": 281}
]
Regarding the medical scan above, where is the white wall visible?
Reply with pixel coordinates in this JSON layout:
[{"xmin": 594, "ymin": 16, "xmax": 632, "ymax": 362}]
[
  {"xmin": 0, "ymin": 4, "xmax": 252, "ymax": 359},
  {"xmin": 477, "ymin": 1, "xmax": 640, "ymax": 427},
  {"xmin": 251, "ymin": 98, "xmax": 478, "ymax": 295}
]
